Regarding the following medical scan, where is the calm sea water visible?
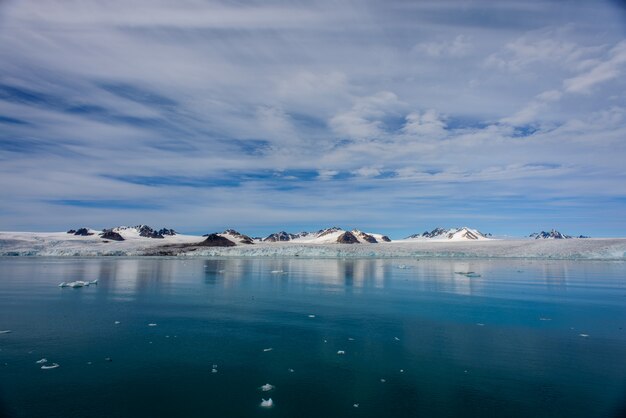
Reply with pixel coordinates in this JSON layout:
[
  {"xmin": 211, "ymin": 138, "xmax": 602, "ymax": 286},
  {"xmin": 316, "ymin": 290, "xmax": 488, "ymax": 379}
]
[{"xmin": 0, "ymin": 257, "xmax": 625, "ymax": 418}]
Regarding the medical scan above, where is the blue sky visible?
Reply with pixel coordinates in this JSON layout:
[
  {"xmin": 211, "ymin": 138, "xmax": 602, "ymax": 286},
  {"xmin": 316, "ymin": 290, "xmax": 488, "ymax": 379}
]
[{"xmin": 0, "ymin": 0, "xmax": 625, "ymax": 238}]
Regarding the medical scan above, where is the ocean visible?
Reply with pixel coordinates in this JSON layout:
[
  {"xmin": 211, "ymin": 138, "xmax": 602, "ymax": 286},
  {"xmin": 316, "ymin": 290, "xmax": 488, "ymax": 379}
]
[{"xmin": 0, "ymin": 257, "xmax": 625, "ymax": 417}]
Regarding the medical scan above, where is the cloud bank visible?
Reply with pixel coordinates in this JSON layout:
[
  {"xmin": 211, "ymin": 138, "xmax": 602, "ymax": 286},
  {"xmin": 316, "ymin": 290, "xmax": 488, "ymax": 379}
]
[{"xmin": 0, "ymin": 0, "xmax": 625, "ymax": 237}]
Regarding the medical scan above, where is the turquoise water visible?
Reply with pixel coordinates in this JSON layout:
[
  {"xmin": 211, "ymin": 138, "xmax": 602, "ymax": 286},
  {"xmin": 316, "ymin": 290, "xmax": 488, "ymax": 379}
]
[{"xmin": 0, "ymin": 257, "xmax": 625, "ymax": 418}]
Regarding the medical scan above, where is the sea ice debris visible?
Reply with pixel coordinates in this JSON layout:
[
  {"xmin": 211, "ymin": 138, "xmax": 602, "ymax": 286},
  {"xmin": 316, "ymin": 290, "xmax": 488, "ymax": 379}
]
[
  {"xmin": 148, "ymin": 323, "xmax": 157, "ymax": 327},
  {"xmin": 337, "ymin": 350, "xmax": 345, "ymax": 355},
  {"xmin": 260, "ymin": 398, "xmax": 274, "ymax": 408},
  {"xmin": 579, "ymin": 333, "xmax": 589, "ymax": 337},
  {"xmin": 36, "ymin": 358, "xmax": 47, "ymax": 364},
  {"xmin": 0, "ymin": 330, "xmax": 11, "ymax": 334},
  {"xmin": 263, "ymin": 348, "xmax": 273, "ymax": 352},
  {"xmin": 260, "ymin": 383, "xmax": 275, "ymax": 392},
  {"xmin": 41, "ymin": 363, "xmax": 59, "ymax": 370}
]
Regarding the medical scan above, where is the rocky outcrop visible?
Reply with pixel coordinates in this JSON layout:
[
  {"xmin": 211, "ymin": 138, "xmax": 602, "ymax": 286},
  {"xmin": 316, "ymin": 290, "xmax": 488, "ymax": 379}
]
[
  {"xmin": 530, "ymin": 230, "xmax": 572, "ymax": 239},
  {"xmin": 221, "ymin": 229, "xmax": 254, "ymax": 244},
  {"xmin": 380, "ymin": 235, "xmax": 391, "ymax": 242},
  {"xmin": 336, "ymin": 231, "xmax": 359, "ymax": 244},
  {"xmin": 199, "ymin": 234, "xmax": 236, "ymax": 247},
  {"xmin": 100, "ymin": 230, "xmax": 124, "ymax": 241},
  {"xmin": 263, "ymin": 231, "xmax": 297, "ymax": 242},
  {"xmin": 73, "ymin": 228, "xmax": 94, "ymax": 236}
]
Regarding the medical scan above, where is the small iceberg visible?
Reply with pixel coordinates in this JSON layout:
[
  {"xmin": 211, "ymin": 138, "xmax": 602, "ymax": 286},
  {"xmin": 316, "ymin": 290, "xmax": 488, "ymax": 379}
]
[
  {"xmin": 36, "ymin": 358, "xmax": 47, "ymax": 364},
  {"xmin": 380, "ymin": 378, "xmax": 386, "ymax": 383},
  {"xmin": 288, "ymin": 368, "xmax": 294, "ymax": 373},
  {"xmin": 394, "ymin": 337, "xmax": 400, "ymax": 341},
  {"xmin": 260, "ymin": 383, "xmax": 275, "ymax": 392},
  {"xmin": 148, "ymin": 323, "xmax": 157, "ymax": 327},
  {"xmin": 0, "ymin": 330, "xmax": 11, "ymax": 334},
  {"xmin": 270, "ymin": 270, "xmax": 284, "ymax": 274},
  {"xmin": 396, "ymin": 264, "xmax": 411, "ymax": 269},
  {"xmin": 353, "ymin": 403, "xmax": 359, "ymax": 408},
  {"xmin": 337, "ymin": 350, "xmax": 345, "ymax": 355},
  {"xmin": 263, "ymin": 348, "xmax": 273, "ymax": 352},
  {"xmin": 455, "ymin": 271, "xmax": 481, "ymax": 278},
  {"xmin": 308, "ymin": 314, "xmax": 316, "ymax": 318},
  {"xmin": 60, "ymin": 280, "xmax": 97, "ymax": 288},
  {"xmin": 41, "ymin": 363, "xmax": 60, "ymax": 370},
  {"xmin": 579, "ymin": 333, "xmax": 589, "ymax": 337},
  {"xmin": 211, "ymin": 368, "xmax": 218, "ymax": 373},
  {"xmin": 114, "ymin": 321, "xmax": 120, "ymax": 325},
  {"xmin": 260, "ymin": 398, "xmax": 274, "ymax": 408}
]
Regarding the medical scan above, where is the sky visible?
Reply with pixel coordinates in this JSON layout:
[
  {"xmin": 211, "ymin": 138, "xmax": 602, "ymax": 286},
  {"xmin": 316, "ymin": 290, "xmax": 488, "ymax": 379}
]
[{"xmin": 0, "ymin": 0, "xmax": 625, "ymax": 238}]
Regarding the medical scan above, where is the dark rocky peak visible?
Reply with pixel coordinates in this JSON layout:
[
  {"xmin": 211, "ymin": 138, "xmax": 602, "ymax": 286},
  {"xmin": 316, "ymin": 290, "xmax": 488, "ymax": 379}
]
[
  {"xmin": 100, "ymin": 230, "xmax": 124, "ymax": 241},
  {"xmin": 72, "ymin": 228, "xmax": 94, "ymax": 236},
  {"xmin": 336, "ymin": 231, "xmax": 359, "ymax": 244},
  {"xmin": 199, "ymin": 234, "xmax": 236, "ymax": 247},
  {"xmin": 263, "ymin": 231, "xmax": 297, "ymax": 242}
]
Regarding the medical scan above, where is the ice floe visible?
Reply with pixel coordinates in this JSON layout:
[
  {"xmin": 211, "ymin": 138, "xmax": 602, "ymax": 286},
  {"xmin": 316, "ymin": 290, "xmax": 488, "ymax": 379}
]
[
  {"xmin": 337, "ymin": 350, "xmax": 345, "ymax": 355},
  {"xmin": 260, "ymin": 398, "xmax": 274, "ymax": 408},
  {"xmin": 0, "ymin": 330, "xmax": 11, "ymax": 334},
  {"xmin": 36, "ymin": 358, "xmax": 47, "ymax": 364},
  {"xmin": 58, "ymin": 280, "xmax": 98, "ymax": 288},
  {"xmin": 263, "ymin": 348, "xmax": 273, "ymax": 352},
  {"xmin": 41, "ymin": 363, "xmax": 59, "ymax": 370},
  {"xmin": 148, "ymin": 323, "xmax": 157, "ymax": 327},
  {"xmin": 260, "ymin": 383, "xmax": 275, "ymax": 392}
]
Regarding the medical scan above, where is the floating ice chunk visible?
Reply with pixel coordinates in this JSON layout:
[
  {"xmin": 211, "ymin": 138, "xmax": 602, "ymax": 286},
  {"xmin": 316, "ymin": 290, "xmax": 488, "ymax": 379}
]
[
  {"xmin": 263, "ymin": 348, "xmax": 273, "ymax": 352},
  {"xmin": 396, "ymin": 264, "xmax": 410, "ymax": 269},
  {"xmin": 394, "ymin": 337, "xmax": 400, "ymax": 341},
  {"xmin": 476, "ymin": 323, "xmax": 485, "ymax": 326},
  {"xmin": 218, "ymin": 270, "xmax": 225, "ymax": 274},
  {"xmin": 105, "ymin": 357, "xmax": 112, "ymax": 362},
  {"xmin": 380, "ymin": 378, "xmax": 386, "ymax": 383},
  {"xmin": 400, "ymin": 369, "xmax": 404, "ymax": 373},
  {"xmin": 323, "ymin": 339, "xmax": 327, "ymax": 343},
  {"xmin": 114, "ymin": 321, "xmax": 120, "ymax": 325},
  {"xmin": 539, "ymin": 318, "xmax": 552, "ymax": 321},
  {"xmin": 260, "ymin": 398, "xmax": 274, "ymax": 408},
  {"xmin": 337, "ymin": 350, "xmax": 345, "ymax": 355},
  {"xmin": 58, "ymin": 282, "xmax": 68, "ymax": 287},
  {"xmin": 0, "ymin": 330, "xmax": 11, "ymax": 334},
  {"xmin": 260, "ymin": 383, "xmax": 275, "ymax": 392},
  {"xmin": 308, "ymin": 314, "xmax": 316, "ymax": 318},
  {"xmin": 211, "ymin": 368, "xmax": 218, "ymax": 373},
  {"xmin": 348, "ymin": 337, "xmax": 354, "ymax": 341},
  {"xmin": 89, "ymin": 279, "xmax": 98, "ymax": 285},
  {"xmin": 353, "ymin": 403, "xmax": 359, "ymax": 408},
  {"xmin": 270, "ymin": 270, "xmax": 284, "ymax": 274},
  {"xmin": 148, "ymin": 323, "xmax": 157, "ymax": 327},
  {"xmin": 36, "ymin": 358, "xmax": 47, "ymax": 364},
  {"xmin": 288, "ymin": 368, "xmax": 294, "ymax": 373},
  {"xmin": 455, "ymin": 271, "xmax": 481, "ymax": 278},
  {"xmin": 579, "ymin": 333, "xmax": 589, "ymax": 337},
  {"xmin": 41, "ymin": 363, "xmax": 59, "ymax": 370},
  {"xmin": 212, "ymin": 364, "xmax": 218, "ymax": 368}
]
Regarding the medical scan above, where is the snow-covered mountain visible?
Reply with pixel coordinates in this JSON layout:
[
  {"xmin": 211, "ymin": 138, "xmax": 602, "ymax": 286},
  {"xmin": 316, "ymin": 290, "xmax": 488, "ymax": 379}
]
[
  {"xmin": 405, "ymin": 227, "xmax": 490, "ymax": 241},
  {"xmin": 216, "ymin": 229, "xmax": 254, "ymax": 244},
  {"xmin": 263, "ymin": 227, "xmax": 391, "ymax": 244},
  {"xmin": 529, "ymin": 229, "xmax": 589, "ymax": 239},
  {"xmin": 106, "ymin": 225, "xmax": 177, "ymax": 239}
]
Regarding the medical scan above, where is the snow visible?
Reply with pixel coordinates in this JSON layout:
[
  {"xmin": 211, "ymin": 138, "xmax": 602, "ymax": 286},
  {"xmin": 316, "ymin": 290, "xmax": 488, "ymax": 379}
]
[{"xmin": 0, "ymin": 231, "xmax": 625, "ymax": 259}]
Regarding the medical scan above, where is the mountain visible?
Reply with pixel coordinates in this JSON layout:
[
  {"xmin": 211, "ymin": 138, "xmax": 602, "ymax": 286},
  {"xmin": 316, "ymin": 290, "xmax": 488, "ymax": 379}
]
[
  {"xmin": 104, "ymin": 225, "xmax": 177, "ymax": 239},
  {"xmin": 405, "ymin": 227, "xmax": 490, "ymax": 241},
  {"xmin": 218, "ymin": 229, "xmax": 254, "ymax": 244},
  {"xmin": 529, "ymin": 229, "xmax": 574, "ymax": 239},
  {"xmin": 263, "ymin": 227, "xmax": 391, "ymax": 244}
]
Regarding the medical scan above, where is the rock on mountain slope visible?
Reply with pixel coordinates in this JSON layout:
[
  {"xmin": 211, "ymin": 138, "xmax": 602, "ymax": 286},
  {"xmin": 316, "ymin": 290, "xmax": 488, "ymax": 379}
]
[
  {"xmin": 405, "ymin": 227, "xmax": 490, "ymax": 241},
  {"xmin": 529, "ymin": 229, "xmax": 590, "ymax": 239},
  {"xmin": 217, "ymin": 229, "xmax": 254, "ymax": 244},
  {"xmin": 263, "ymin": 227, "xmax": 391, "ymax": 244}
]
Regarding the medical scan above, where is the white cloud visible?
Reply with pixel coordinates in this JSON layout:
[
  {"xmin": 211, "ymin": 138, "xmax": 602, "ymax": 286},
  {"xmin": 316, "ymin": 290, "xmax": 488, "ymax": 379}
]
[
  {"xmin": 413, "ymin": 35, "xmax": 472, "ymax": 58},
  {"xmin": 402, "ymin": 110, "xmax": 447, "ymax": 137}
]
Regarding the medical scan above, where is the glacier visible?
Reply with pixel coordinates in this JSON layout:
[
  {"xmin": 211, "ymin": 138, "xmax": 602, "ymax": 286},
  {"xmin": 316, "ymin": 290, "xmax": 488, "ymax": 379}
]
[{"xmin": 0, "ymin": 231, "xmax": 625, "ymax": 259}]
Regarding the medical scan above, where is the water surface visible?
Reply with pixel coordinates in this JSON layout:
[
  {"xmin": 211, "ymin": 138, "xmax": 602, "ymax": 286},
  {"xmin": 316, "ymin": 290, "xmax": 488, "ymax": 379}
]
[{"xmin": 0, "ymin": 257, "xmax": 625, "ymax": 417}]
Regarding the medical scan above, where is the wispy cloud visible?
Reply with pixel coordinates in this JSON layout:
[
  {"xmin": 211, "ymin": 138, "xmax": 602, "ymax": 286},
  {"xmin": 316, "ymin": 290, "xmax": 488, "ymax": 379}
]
[{"xmin": 0, "ymin": 0, "xmax": 625, "ymax": 237}]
